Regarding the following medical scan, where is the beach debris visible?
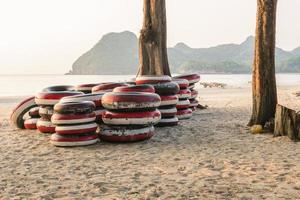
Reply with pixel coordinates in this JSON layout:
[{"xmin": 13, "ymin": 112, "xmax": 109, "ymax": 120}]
[
  {"xmin": 197, "ymin": 104, "xmax": 208, "ymax": 110},
  {"xmin": 264, "ymin": 118, "xmax": 275, "ymax": 132},
  {"xmin": 200, "ymin": 82, "xmax": 227, "ymax": 89},
  {"xmin": 250, "ymin": 125, "xmax": 263, "ymax": 134},
  {"xmin": 294, "ymin": 92, "xmax": 300, "ymax": 97},
  {"xmin": 274, "ymin": 104, "xmax": 300, "ymax": 141}
]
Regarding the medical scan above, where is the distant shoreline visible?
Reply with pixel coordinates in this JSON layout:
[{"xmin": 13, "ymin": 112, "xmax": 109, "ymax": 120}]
[{"xmin": 1, "ymin": 72, "xmax": 300, "ymax": 76}]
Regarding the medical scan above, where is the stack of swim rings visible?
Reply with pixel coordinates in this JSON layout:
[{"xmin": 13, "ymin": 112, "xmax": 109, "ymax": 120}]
[
  {"xmin": 135, "ymin": 76, "xmax": 180, "ymax": 127},
  {"xmin": 92, "ymin": 82, "xmax": 128, "ymax": 93},
  {"xmin": 91, "ymin": 82, "xmax": 129, "ymax": 122},
  {"xmin": 50, "ymin": 101, "xmax": 98, "ymax": 147},
  {"xmin": 189, "ymin": 90, "xmax": 199, "ymax": 111},
  {"xmin": 34, "ymin": 86, "xmax": 83, "ymax": 133},
  {"xmin": 174, "ymin": 74, "xmax": 201, "ymax": 111},
  {"xmin": 10, "ymin": 96, "xmax": 37, "ymax": 129},
  {"xmin": 24, "ymin": 107, "xmax": 40, "ymax": 130},
  {"xmin": 100, "ymin": 85, "xmax": 161, "ymax": 142},
  {"xmin": 75, "ymin": 83, "xmax": 100, "ymax": 94},
  {"xmin": 60, "ymin": 93, "xmax": 105, "ymax": 124},
  {"xmin": 173, "ymin": 79, "xmax": 193, "ymax": 120}
]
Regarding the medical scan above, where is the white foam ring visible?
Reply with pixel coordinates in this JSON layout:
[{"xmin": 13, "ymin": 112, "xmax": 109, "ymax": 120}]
[
  {"xmin": 160, "ymin": 99, "xmax": 178, "ymax": 106},
  {"xmin": 177, "ymin": 99, "xmax": 190, "ymax": 106},
  {"xmin": 24, "ymin": 118, "xmax": 39, "ymax": 124},
  {"xmin": 37, "ymin": 119, "xmax": 55, "ymax": 127},
  {"xmin": 177, "ymin": 112, "xmax": 193, "ymax": 119},
  {"xmin": 51, "ymin": 116, "xmax": 96, "ymax": 125},
  {"xmin": 136, "ymin": 76, "xmax": 171, "ymax": 82},
  {"xmin": 50, "ymin": 137, "xmax": 99, "ymax": 147},
  {"xmin": 55, "ymin": 122, "xmax": 98, "ymax": 131},
  {"xmin": 39, "ymin": 107, "xmax": 54, "ymax": 115},
  {"xmin": 188, "ymin": 78, "xmax": 201, "ymax": 84},
  {"xmin": 60, "ymin": 94, "xmax": 104, "ymax": 103},
  {"xmin": 177, "ymin": 93, "xmax": 191, "ymax": 99},
  {"xmin": 35, "ymin": 98, "xmax": 59, "ymax": 106},
  {"xmin": 159, "ymin": 117, "xmax": 179, "ymax": 123},
  {"xmin": 159, "ymin": 107, "xmax": 177, "ymax": 114}
]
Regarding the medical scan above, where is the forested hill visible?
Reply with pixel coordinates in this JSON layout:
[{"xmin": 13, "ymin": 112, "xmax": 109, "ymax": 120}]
[{"xmin": 68, "ymin": 31, "xmax": 300, "ymax": 75}]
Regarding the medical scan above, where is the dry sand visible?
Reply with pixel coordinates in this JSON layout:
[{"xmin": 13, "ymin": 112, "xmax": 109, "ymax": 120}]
[{"xmin": 0, "ymin": 85, "xmax": 300, "ymax": 199}]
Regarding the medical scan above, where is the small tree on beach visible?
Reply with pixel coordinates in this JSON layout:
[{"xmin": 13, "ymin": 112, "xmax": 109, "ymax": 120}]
[
  {"xmin": 248, "ymin": 0, "xmax": 278, "ymax": 127},
  {"xmin": 137, "ymin": 0, "xmax": 171, "ymax": 76}
]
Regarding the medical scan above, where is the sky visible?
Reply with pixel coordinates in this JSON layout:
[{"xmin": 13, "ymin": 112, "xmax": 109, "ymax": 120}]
[{"xmin": 0, "ymin": 0, "xmax": 299, "ymax": 74}]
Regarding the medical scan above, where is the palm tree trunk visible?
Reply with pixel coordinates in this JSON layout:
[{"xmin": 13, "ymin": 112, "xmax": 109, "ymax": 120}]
[
  {"xmin": 137, "ymin": 0, "xmax": 171, "ymax": 76},
  {"xmin": 249, "ymin": 0, "xmax": 278, "ymax": 126}
]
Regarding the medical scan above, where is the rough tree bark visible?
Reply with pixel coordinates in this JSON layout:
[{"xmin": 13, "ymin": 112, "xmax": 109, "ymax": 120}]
[
  {"xmin": 249, "ymin": 0, "xmax": 278, "ymax": 127},
  {"xmin": 274, "ymin": 104, "xmax": 300, "ymax": 141},
  {"xmin": 137, "ymin": 0, "xmax": 171, "ymax": 76}
]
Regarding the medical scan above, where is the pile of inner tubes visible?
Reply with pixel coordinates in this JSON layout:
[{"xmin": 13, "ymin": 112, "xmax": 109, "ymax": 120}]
[
  {"xmin": 24, "ymin": 107, "xmax": 40, "ymax": 129},
  {"xmin": 10, "ymin": 73, "xmax": 200, "ymax": 147},
  {"xmin": 50, "ymin": 101, "xmax": 99, "ymax": 147},
  {"xmin": 173, "ymin": 78, "xmax": 193, "ymax": 120},
  {"xmin": 100, "ymin": 86, "xmax": 161, "ymax": 142},
  {"xmin": 60, "ymin": 93, "xmax": 106, "ymax": 124},
  {"xmin": 75, "ymin": 83, "xmax": 100, "ymax": 94},
  {"xmin": 10, "ymin": 96, "xmax": 38, "ymax": 129},
  {"xmin": 35, "ymin": 86, "xmax": 83, "ymax": 133},
  {"xmin": 174, "ymin": 74, "xmax": 201, "ymax": 111},
  {"xmin": 135, "ymin": 75, "xmax": 180, "ymax": 127},
  {"xmin": 92, "ymin": 82, "xmax": 129, "ymax": 93}
]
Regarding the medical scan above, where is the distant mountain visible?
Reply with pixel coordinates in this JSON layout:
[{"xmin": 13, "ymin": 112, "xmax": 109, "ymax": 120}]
[
  {"xmin": 69, "ymin": 31, "xmax": 138, "ymax": 75},
  {"xmin": 68, "ymin": 31, "xmax": 300, "ymax": 75},
  {"xmin": 292, "ymin": 47, "xmax": 300, "ymax": 56}
]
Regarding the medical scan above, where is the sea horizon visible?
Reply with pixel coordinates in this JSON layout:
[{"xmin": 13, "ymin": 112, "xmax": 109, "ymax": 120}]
[{"xmin": 1, "ymin": 73, "xmax": 300, "ymax": 97}]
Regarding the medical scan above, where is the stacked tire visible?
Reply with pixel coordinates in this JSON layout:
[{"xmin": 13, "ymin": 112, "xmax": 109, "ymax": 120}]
[
  {"xmin": 92, "ymin": 82, "xmax": 128, "ymax": 93},
  {"xmin": 189, "ymin": 90, "xmax": 199, "ymax": 111},
  {"xmin": 35, "ymin": 86, "xmax": 83, "ymax": 133},
  {"xmin": 100, "ymin": 87, "xmax": 161, "ymax": 142},
  {"xmin": 50, "ymin": 101, "xmax": 99, "ymax": 147},
  {"xmin": 60, "ymin": 93, "xmax": 105, "ymax": 124},
  {"xmin": 174, "ymin": 74, "xmax": 201, "ymax": 111},
  {"xmin": 75, "ymin": 83, "xmax": 100, "ymax": 94},
  {"xmin": 24, "ymin": 107, "xmax": 40, "ymax": 130},
  {"xmin": 10, "ymin": 96, "xmax": 38, "ymax": 129},
  {"xmin": 173, "ymin": 79, "xmax": 193, "ymax": 120},
  {"xmin": 136, "ymin": 76, "xmax": 180, "ymax": 127}
]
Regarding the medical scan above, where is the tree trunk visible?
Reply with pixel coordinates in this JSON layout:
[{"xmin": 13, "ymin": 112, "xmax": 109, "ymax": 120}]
[
  {"xmin": 137, "ymin": 0, "xmax": 171, "ymax": 76},
  {"xmin": 249, "ymin": 0, "xmax": 278, "ymax": 127},
  {"xmin": 274, "ymin": 104, "xmax": 300, "ymax": 141}
]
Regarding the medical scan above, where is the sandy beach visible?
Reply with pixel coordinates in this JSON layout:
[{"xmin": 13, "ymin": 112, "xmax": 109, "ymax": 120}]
[{"xmin": 1, "ymin": 85, "xmax": 300, "ymax": 199}]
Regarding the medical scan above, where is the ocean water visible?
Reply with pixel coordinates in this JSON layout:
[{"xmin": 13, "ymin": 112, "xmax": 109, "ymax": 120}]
[{"xmin": 0, "ymin": 74, "xmax": 299, "ymax": 97}]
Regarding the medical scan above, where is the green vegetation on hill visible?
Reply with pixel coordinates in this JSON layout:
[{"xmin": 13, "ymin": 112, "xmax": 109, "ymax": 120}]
[
  {"xmin": 178, "ymin": 61, "xmax": 250, "ymax": 74},
  {"xmin": 278, "ymin": 56, "xmax": 300, "ymax": 72},
  {"xmin": 68, "ymin": 31, "xmax": 300, "ymax": 75}
]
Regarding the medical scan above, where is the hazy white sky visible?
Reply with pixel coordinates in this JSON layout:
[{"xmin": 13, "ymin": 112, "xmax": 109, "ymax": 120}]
[{"xmin": 0, "ymin": 0, "xmax": 299, "ymax": 74}]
